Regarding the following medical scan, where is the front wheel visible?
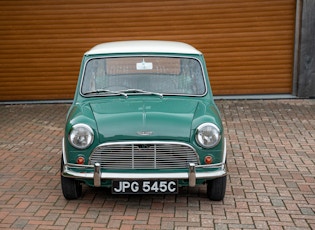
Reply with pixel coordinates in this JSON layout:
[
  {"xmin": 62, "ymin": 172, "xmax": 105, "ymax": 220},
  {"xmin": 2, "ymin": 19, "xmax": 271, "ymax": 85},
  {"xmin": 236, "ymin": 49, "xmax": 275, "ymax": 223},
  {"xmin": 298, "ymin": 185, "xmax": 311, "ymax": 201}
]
[
  {"xmin": 61, "ymin": 157, "xmax": 82, "ymax": 200},
  {"xmin": 206, "ymin": 176, "xmax": 226, "ymax": 201}
]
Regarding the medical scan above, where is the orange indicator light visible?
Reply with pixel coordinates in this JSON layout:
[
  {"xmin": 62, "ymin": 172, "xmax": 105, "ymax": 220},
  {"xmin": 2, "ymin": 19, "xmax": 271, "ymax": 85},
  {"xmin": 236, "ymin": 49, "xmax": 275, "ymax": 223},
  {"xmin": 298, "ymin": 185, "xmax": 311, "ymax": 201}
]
[
  {"xmin": 204, "ymin": 156, "xmax": 213, "ymax": 164},
  {"xmin": 77, "ymin": 156, "xmax": 85, "ymax": 164}
]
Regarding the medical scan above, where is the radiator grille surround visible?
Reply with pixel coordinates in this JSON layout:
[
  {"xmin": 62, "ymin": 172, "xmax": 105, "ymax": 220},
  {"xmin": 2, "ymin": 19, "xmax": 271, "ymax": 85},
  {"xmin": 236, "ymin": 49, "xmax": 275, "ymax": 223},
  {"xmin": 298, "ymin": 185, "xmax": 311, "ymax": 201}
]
[{"xmin": 89, "ymin": 141, "xmax": 200, "ymax": 169}]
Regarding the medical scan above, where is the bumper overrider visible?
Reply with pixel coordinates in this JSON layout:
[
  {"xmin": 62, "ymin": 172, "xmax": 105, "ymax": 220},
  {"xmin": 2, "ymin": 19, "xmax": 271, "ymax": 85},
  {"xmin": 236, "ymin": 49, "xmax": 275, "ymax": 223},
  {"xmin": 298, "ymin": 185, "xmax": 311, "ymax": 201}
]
[{"xmin": 61, "ymin": 138, "xmax": 227, "ymax": 187}]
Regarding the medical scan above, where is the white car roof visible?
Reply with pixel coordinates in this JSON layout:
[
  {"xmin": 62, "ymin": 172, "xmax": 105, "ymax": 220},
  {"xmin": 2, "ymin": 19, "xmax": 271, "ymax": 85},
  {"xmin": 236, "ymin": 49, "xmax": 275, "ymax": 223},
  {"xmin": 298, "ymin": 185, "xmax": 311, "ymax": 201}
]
[{"xmin": 85, "ymin": 40, "xmax": 202, "ymax": 55}]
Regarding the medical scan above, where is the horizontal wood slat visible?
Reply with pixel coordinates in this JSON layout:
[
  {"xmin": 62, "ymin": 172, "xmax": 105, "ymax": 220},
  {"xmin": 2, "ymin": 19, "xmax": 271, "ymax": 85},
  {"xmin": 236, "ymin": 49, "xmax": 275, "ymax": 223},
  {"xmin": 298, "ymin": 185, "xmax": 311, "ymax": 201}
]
[{"xmin": 0, "ymin": 0, "xmax": 295, "ymax": 101}]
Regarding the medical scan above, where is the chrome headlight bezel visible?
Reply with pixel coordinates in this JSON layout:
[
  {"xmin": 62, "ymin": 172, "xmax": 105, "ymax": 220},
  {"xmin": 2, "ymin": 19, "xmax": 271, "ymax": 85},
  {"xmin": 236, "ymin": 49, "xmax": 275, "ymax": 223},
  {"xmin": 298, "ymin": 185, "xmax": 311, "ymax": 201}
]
[
  {"xmin": 195, "ymin": 123, "xmax": 221, "ymax": 148},
  {"xmin": 68, "ymin": 123, "xmax": 94, "ymax": 149}
]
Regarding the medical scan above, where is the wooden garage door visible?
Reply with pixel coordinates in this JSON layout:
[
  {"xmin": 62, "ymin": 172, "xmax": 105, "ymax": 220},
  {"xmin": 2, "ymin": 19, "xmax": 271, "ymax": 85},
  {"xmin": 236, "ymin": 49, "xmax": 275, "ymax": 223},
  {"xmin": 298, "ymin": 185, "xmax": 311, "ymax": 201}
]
[{"xmin": 0, "ymin": 0, "xmax": 295, "ymax": 101}]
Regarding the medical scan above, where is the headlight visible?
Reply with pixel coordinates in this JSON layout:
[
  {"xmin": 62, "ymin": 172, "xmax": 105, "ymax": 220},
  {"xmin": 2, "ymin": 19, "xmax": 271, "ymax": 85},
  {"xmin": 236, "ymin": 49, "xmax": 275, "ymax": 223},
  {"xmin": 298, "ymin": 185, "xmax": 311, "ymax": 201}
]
[
  {"xmin": 68, "ymin": 124, "xmax": 94, "ymax": 149},
  {"xmin": 195, "ymin": 123, "xmax": 221, "ymax": 148}
]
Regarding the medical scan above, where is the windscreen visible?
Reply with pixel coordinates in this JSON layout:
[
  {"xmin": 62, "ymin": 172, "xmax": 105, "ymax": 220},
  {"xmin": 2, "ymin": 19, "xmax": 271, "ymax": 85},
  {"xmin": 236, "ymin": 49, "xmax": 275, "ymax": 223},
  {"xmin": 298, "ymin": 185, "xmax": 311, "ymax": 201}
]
[{"xmin": 81, "ymin": 56, "xmax": 206, "ymax": 96}]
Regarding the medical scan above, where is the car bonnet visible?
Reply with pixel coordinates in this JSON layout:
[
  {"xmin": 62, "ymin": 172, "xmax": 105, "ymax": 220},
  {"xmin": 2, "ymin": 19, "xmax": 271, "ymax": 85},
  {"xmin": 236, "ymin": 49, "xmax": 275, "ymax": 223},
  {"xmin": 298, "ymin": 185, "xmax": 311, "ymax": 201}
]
[{"xmin": 89, "ymin": 98, "xmax": 199, "ymax": 142}]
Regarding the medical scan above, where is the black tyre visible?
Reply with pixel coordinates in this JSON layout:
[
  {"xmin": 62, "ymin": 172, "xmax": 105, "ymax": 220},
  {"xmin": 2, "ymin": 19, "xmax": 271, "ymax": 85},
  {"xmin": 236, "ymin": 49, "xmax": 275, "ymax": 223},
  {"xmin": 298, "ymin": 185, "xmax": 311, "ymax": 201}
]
[
  {"xmin": 206, "ymin": 176, "xmax": 226, "ymax": 201},
  {"xmin": 61, "ymin": 157, "xmax": 82, "ymax": 200}
]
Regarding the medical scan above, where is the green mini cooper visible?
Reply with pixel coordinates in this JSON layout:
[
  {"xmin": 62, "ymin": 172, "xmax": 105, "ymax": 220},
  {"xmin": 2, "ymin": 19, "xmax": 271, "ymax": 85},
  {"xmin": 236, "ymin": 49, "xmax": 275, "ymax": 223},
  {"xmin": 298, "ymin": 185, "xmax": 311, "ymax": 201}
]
[{"xmin": 61, "ymin": 41, "xmax": 227, "ymax": 200}]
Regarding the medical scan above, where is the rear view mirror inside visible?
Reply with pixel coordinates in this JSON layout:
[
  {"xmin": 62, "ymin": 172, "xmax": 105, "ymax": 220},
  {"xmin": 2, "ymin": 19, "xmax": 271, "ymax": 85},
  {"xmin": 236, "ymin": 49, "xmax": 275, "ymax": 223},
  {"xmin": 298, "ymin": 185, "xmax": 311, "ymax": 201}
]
[{"xmin": 137, "ymin": 59, "xmax": 153, "ymax": 70}]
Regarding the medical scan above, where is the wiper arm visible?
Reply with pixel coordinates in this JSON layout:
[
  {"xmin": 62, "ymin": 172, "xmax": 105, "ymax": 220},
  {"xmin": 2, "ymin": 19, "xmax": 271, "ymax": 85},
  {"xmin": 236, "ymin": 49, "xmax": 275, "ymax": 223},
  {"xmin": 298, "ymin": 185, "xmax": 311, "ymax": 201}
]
[
  {"xmin": 120, "ymin": 89, "xmax": 163, "ymax": 98},
  {"xmin": 83, "ymin": 89, "xmax": 128, "ymax": 98}
]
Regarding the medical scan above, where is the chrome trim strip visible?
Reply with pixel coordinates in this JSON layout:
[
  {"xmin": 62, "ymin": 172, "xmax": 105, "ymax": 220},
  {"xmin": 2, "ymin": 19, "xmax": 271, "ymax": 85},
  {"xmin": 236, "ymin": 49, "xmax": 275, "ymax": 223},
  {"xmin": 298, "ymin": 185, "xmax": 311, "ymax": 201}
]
[
  {"xmin": 91, "ymin": 140, "xmax": 199, "ymax": 150},
  {"xmin": 223, "ymin": 137, "xmax": 227, "ymax": 167},
  {"xmin": 62, "ymin": 138, "xmax": 67, "ymax": 169}
]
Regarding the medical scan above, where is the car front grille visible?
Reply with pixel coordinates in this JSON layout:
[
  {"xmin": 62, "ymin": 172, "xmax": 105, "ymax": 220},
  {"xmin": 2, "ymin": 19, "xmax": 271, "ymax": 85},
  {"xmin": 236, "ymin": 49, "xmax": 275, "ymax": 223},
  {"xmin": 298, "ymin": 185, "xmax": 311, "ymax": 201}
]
[{"xmin": 89, "ymin": 141, "xmax": 200, "ymax": 169}]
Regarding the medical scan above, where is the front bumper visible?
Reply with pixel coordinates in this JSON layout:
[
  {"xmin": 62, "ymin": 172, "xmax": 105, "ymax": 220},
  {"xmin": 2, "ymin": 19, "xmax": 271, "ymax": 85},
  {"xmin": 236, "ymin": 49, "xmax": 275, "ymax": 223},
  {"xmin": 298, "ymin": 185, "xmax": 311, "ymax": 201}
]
[{"xmin": 62, "ymin": 138, "xmax": 227, "ymax": 187}]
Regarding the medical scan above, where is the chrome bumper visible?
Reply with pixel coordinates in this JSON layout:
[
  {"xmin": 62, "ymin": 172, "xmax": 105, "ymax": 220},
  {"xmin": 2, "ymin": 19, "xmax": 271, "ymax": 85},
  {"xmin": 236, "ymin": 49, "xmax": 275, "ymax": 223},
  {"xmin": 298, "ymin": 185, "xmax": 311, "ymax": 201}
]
[{"xmin": 62, "ymin": 138, "xmax": 227, "ymax": 187}]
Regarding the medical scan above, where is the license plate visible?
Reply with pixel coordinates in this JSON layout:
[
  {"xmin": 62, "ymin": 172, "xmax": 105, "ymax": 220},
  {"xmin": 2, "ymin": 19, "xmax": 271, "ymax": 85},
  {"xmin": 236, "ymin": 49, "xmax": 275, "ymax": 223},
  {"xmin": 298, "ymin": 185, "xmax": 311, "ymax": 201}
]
[{"xmin": 112, "ymin": 180, "xmax": 178, "ymax": 194}]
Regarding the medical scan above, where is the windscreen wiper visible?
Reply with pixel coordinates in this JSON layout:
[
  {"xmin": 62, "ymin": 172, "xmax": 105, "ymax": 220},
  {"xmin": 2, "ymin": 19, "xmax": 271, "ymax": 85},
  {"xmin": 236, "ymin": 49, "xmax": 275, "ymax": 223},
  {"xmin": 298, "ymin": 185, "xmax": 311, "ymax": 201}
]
[
  {"xmin": 83, "ymin": 89, "xmax": 128, "ymax": 98},
  {"xmin": 120, "ymin": 89, "xmax": 163, "ymax": 98}
]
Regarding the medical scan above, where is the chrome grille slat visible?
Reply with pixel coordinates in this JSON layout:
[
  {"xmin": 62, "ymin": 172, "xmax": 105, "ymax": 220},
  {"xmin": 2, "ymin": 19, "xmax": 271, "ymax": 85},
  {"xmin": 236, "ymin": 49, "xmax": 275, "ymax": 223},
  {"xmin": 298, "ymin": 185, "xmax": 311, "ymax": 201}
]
[{"xmin": 89, "ymin": 142, "xmax": 199, "ymax": 169}]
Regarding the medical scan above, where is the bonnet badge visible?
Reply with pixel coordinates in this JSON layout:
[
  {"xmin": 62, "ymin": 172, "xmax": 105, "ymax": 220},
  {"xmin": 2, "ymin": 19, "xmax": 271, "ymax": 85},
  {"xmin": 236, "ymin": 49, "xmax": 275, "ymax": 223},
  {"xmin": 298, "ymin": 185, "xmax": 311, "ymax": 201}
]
[{"xmin": 137, "ymin": 131, "xmax": 153, "ymax": 136}]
